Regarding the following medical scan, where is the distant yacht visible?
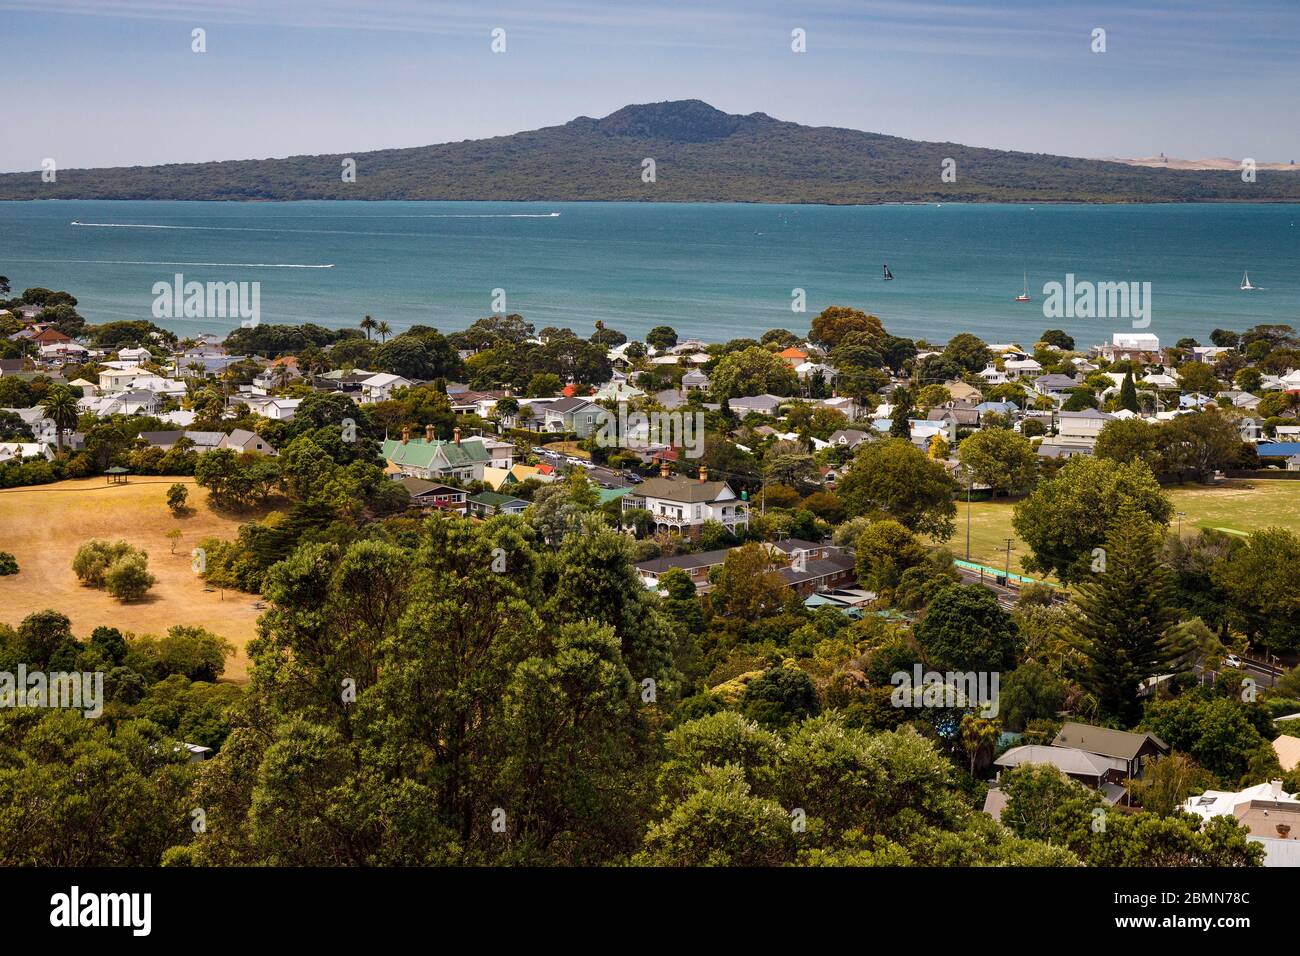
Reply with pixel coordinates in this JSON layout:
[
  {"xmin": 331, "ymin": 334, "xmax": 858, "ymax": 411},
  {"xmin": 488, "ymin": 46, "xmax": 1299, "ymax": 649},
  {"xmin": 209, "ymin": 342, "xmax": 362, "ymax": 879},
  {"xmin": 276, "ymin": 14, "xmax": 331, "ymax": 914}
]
[
  {"xmin": 1241, "ymin": 270, "xmax": 1257, "ymax": 291},
  {"xmin": 883, "ymin": 264, "xmax": 894, "ymax": 281},
  {"xmin": 1014, "ymin": 271, "xmax": 1031, "ymax": 302}
]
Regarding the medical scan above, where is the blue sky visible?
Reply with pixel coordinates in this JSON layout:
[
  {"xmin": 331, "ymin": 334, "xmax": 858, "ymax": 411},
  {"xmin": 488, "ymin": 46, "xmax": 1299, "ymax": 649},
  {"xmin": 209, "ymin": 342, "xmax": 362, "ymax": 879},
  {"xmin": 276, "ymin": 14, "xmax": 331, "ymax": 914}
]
[{"xmin": 2, "ymin": 0, "xmax": 1297, "ymax": 172}]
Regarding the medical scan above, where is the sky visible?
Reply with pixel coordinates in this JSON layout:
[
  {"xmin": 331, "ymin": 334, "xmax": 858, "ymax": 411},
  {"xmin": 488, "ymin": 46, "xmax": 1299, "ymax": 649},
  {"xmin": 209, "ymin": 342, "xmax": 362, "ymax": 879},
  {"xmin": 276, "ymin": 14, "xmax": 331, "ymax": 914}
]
[{"xmin": 2, "ymin": 0, "xmax": 1297, "ymax": 173}]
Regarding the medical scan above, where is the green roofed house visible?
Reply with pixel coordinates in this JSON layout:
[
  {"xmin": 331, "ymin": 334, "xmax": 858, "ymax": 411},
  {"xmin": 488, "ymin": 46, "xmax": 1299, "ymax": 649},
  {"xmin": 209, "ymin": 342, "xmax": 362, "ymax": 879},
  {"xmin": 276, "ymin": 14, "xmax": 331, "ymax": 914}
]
[
  {"xmin": 382, "ymin": 426, "xmax": 490, "ymax": 482},
  {"xmin": 466, "ymin": 491, "xmax": 529, "ymax": 518}
]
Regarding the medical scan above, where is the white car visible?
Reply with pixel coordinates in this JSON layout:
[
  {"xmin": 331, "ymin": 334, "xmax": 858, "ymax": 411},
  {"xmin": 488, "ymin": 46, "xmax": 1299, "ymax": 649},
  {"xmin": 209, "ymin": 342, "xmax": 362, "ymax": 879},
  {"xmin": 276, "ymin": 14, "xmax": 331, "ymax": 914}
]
[{"xmin": 1225, "ymin": 654, "xmax": 1242, "ymax": 669}]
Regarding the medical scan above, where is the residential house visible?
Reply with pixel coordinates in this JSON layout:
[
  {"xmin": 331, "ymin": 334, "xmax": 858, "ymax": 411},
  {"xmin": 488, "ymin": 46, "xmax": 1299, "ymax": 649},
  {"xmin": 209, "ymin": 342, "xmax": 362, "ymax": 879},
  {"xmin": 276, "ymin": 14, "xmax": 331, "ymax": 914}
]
[
  {"xmin": 1, "ymin": 407, "xmax": 56, "ymax": 445},
  {"xmin": 541, "ymin": 397, "xmax": 610, "ymax": 438},
  {"xmin": 1181, "ymin": 781, "xmax": 1300, "ymax": 866},
  {"xmin": 79, "ymin": 389, "xmax": 160, "ymax": 417},
  {"xmin": 219, "ymin": 429, "xmax": 277, "ymax": 456},
  {"xmin": 466, "ymin": 491, "xmax": 529, "ymax": 517},
  {"xmin": 654, "ymin": 388, "xmax": 687, "ymax": 410},
  {"xmin": 397, "ymin": 477, "xmax": 468, "ymax": 514},
  {"xmin": 1274, "ymin": 735, "xmax": 1300, "ymax": 773},
  {"xmin": 1056, "ymin": 408, "xmax": 1115, "ymax": 447},
  {"xmin": 1052, "ymin": 722, "xmax": 1169, "ymax": 780},
  {"xmin": 1218, "ymin": 390, "xmax": 1261, "ymax": 411},
  {"xmin": 1004, "ymin": 357, "xmax": 1044, "ymax": 377},
  {"xmin": 765, "ymin": 539, "xmax": 858, "ymax": 596},
  {"xmin": 381, "ymin": 426, "xmax": 491, "ymax": 482},
  {"xmin": 795, "ymin": 361, "xmax": 837, "ymax": 384},
  {"xmin": 815, "ymin": 396, "xmax": 861, "ymax": 421},
  {"xmin": 594, "ymin": 380, "xmax": 646, "ymax": 403},
  {"xmin": 1033, "ymin": 373, "xmax": 1082, "ymax": 400},
  {"xmin": 237, "ymin": 395, "xmax": 302, "ymax": 420},
  {"xmin": 0, "ymin": 359, "xmax": 27, "ymax": 377},
  {"xmin": 993, "ymin": 745, "xmax": 1130, "ymax": 805},
  {"xmin": 944, "ymin": 381, "xmax": 985, "ymax": 404},
  {"xmin": 358, "ymin": 372, "xmax": 413, "ymax": 404},
  {"xmin": 634, "ymin": 539, "xmax": 854, "ymax": 595},
  {"xmin": 827, "ymin": 428, "xmax": 870, "ymax": 450},
  {"xmin": 777, "ymin": 346, "xmax": 810, "ymax": 367},
  {"xmin": 0, "ymin": 442, "xmax": 52, "ymax": 463},
  {"xmin": 724, "ymin": 394, "xmax": 785, "ymax": 418},
  {"xmin": 681, "ymin": 369, "xmax": 710, "ymax": 391},
  {"xmin": 927, "ymin": 403, "xmax": 980, "ymax": 430},
  {"xmin": 460, "ymin": 435, "xmax": 514, "ymax": 470},
  {"xmin": 621, "ymin": 465, "xmax": 748, "ymax": 540}
]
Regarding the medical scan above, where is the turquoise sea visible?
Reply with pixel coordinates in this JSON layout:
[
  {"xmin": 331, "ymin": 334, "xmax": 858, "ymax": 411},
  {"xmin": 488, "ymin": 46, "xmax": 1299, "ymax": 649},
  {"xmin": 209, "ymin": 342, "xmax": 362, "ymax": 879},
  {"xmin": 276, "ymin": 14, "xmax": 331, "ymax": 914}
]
[{"xmin": 2, "ymin": 200, "xmax": 1298, "ymax": 346}]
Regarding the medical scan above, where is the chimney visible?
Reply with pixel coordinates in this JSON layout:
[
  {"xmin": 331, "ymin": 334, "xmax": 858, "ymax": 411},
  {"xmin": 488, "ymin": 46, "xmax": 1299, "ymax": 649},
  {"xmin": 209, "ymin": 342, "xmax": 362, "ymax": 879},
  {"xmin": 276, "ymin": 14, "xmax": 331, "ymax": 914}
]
[
  {"xmin": 659, "ymin": 460, "xmax": 671, "ymax": 479},
  {"xmin": 425, "ymin": 424, "xmax": 434, "ymax": 442},
  {"xmin": 1277, "ymin": 823, "xmax": 1292, "ymax": 839},
  {"xmin": 453, "ymin": 427, "xmax": 461, "ymax": 445},
  {"xmin": 402, "ymin": 426, "xmax": 410, "ymax": 445},
  {"xmin": 699, "ymin": 466, "xmax": 708, "ymax": 483}
]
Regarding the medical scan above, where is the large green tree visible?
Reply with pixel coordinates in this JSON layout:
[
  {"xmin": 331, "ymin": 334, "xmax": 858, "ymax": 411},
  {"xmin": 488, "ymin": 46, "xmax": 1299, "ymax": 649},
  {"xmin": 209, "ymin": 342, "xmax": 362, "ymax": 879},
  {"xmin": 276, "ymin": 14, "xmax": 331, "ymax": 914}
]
[
  {"xmin": 1012, "ymin": 456, "xmax": 1172, "ymax": 582},
  {"xmin": 838, "ymin": 438, "xmax": 957, "ymax": 540},
  {"xmin": 1071, "ymin": 503, "xmax": 1187, "ymax": 724}
]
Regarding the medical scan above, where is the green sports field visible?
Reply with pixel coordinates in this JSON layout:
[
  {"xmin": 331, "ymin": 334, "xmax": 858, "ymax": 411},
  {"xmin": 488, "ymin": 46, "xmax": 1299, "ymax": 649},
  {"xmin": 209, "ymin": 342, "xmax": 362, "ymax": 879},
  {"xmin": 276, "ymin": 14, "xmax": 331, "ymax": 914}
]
[{"xmin": 940, "ymin": 480, "xmax": 1300, "ymax": 579}]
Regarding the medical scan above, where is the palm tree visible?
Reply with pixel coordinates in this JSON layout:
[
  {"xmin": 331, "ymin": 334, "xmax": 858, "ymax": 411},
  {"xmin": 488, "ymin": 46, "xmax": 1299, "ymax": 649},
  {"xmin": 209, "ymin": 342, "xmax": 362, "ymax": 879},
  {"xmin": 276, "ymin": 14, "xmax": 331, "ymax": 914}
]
[
  {"xmin": 39, "ymin": 385, "xmax": 80, "ymax": 455},
  {"xmin": 376, "ymin": 321, "xmax": 392, "ymax": 344},
  {"xmin": 273, "ymin": 363, "xmax": 292, "ymax": 391},
  {"xmin": 360, "ymin": 315, "xmax": 378, "ymax": 341}
]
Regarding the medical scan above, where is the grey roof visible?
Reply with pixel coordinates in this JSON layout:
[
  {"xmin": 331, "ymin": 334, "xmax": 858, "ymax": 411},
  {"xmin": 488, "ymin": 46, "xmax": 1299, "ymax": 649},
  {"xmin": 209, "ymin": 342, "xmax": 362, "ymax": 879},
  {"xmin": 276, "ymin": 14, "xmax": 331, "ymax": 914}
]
[
  {"xmin": 1052, "ymin": 722, "xmax": 1169, "ymax": 761},
  {"xmin": 1035, "ymin": 374, "xmax": 1082, "ymax": 387},
  {"xmin": 1058, "ymin": 408, "xmax": 1115, "ymax": 420},
  {"xmin": 828, "ymin": 428, "xmax": 869, "ymax": 446},
  {"xmin": 927, "ymin": 407, "xmax": 979, "ymax": 425},
  {"xmin": 545, "ymin": 397, "xmax": 597, "ymax": 414},
  {"xmin": 727, "ymin": 394, "xmax": 784, "ymax": 413},
  {"xmin": 398, "ymin": 477, "xmax": 465, "ymax": 499},
  {"xmin": 138, "ymin": 430, "xmax": 184, "ymax": 446},
  {"xmin": 635, "ymin": 548, "xmax": 733, "ymax": 575},
  {"xmin": 1036, "ymin": 442, "xmax": 1092, "ymax": 460},
  {"xmin": 995, "ymin": 744, "xmax": 1113, "ymax": 778},
  {"xmin": 655, "ymin": 389, "xmax": 687, "ymax": 410},
  {"xmin": 637, "ymin": 474, "xmax": 732, "ymax": 503}
]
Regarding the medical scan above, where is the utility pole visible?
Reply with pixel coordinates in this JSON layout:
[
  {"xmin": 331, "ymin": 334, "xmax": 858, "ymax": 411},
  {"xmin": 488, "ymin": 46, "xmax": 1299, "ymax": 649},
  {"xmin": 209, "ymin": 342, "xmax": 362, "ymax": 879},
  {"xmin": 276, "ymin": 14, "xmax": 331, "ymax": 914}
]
[
  {"xmin": 1003, "ymin": 538, "xmax": 1014, "ymax": 584},
  {"xmin": 965, "ymin": 470, "xmax": 973, "ymax": 561}
]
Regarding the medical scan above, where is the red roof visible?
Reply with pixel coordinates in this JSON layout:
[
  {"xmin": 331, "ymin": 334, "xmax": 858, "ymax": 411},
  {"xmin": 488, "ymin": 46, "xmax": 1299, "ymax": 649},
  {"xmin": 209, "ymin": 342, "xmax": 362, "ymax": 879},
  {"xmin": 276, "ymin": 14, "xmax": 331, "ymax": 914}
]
[{"xmin": 562, "ymin": 383, "xmax": 578, "ymax": 397}]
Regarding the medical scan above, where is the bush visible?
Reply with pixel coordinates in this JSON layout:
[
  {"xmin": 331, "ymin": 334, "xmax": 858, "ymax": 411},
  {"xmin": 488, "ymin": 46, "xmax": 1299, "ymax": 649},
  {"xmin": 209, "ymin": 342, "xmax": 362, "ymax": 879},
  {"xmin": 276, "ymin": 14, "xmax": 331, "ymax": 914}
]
[
  {"xmin": 104, "ymin": 552, "xmax": 156, "ymax": 602},
  {"xmin": 166, "ymin": 483, "xmax": 189, "ymax": 515},
  {"xmin": 72, "ymin": 539, "xmax": 135, "ymax": 587},
  {"xmin": 0, "ymin": 551, "xmax": 16, "ymax": 575},
  {"xmin": 73, "ymin": 539, "xmax": 155, "ymax": 601}
]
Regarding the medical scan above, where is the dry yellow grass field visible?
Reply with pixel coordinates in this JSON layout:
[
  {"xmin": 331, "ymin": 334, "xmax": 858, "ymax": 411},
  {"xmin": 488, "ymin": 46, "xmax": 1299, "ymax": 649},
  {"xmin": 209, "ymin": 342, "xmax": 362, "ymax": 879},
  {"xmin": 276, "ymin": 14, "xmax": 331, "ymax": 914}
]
[{"xmin": 0, "ymin": 477, "xmax": 261, "ymax": 680}]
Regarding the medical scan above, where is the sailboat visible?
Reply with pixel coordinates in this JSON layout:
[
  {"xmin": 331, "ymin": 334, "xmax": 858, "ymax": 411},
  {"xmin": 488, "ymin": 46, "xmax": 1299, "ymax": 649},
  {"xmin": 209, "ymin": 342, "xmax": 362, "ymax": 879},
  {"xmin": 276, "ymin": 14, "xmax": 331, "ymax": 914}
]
[
  {"xmin": 1241, "ymin": 270, "xmax": 1257, "ymax": 291},
  {"xmin": 1014, "ymin": 271, "xmax": 1031, "ymax": 302},
  {"xmin": 883, "ymin": 264, "xmax": 894, "ymax": 281}
]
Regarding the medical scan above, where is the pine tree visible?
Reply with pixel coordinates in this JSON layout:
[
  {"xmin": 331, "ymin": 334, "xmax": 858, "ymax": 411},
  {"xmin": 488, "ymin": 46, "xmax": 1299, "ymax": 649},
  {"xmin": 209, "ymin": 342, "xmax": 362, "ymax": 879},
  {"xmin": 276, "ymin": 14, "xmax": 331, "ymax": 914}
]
[
  {"xmin": 1118, "ymin": 371, "xmax": 1139, "ymax": 413},
  {"xmin": 890, "ymin": 387, "xmax": 912, "ymax": 439},
  {"xmin": 1072, "ymin": 501, "xmax": 1187, "ymax": 725}
]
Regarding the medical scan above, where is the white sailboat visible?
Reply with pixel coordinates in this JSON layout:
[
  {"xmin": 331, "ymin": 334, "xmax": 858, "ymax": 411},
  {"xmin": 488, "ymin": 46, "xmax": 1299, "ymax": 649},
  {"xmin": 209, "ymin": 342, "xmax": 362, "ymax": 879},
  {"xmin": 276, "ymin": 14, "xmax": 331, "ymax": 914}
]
[
  {"xmin": 1241, "ymin": 270, "xmax": 1257, "ymax": 291},
  {"xmin": 1014, "ymin": 271, "xmax": 1031, "ymax": 302}
]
